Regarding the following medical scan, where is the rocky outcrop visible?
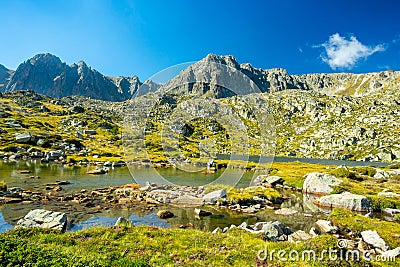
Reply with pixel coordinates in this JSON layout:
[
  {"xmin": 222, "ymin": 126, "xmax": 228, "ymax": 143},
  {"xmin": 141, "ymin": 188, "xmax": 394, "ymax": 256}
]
[
  {"xmin": 302, "ymin": 172, "xmax": 342, "ymax": 195},
  {"xmin": 16, "ymin": 209, "xmax": 67, "ymax": 231}
]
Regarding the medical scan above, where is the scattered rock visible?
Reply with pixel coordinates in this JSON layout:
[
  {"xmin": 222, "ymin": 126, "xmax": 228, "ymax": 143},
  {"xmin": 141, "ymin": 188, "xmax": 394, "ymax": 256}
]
[
  {"xmin": 254, "ymin": 175, "xmax": 283, "ymax": 186},
  {"xmin": 16, "ymin": 209, "xmax": 67, "ymax": 232}
]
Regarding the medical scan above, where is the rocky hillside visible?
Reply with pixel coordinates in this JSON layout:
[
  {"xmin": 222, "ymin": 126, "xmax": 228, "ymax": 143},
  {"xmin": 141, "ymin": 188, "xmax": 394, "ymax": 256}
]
[{"xmin": 3, "ymin": 54, "xmax": 145, "ymax": 101}]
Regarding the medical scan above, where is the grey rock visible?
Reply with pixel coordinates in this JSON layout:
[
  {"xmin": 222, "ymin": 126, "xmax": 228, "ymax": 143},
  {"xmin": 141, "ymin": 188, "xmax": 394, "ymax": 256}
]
[
  {"xmin": 315, "ymin": 192, "xmax": 370, "ymax": 211},
  {"xmin": 302, "ymin": 172, "xmax": 342, "ymax": 194},
  {"xmin": 374, "ymin": 169, "xmax": 390, "ymax": 179},
  {"xmin": 16, "ymin": 209, "xmax": 67, "ymax": 231},
  {"xmin": 15, "ymin": 133, "xmax": 36, "ymax": 144},
  {"xmin": 382, "ymin": 208, "xmax": 400, "ymax": 217},
  {"xmin": 361, "ymin": 230, "xmax": 388, "ymax": 251},
  {"xmin": 202, "ymin": 189, "xmax": 226, "ymax": 203}
]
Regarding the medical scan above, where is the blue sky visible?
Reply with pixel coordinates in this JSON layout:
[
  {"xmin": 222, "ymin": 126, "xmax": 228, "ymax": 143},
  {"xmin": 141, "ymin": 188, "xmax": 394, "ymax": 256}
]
[{"xmin": 1, "ymin": 0, "xmax": 399, "ymax": 80}]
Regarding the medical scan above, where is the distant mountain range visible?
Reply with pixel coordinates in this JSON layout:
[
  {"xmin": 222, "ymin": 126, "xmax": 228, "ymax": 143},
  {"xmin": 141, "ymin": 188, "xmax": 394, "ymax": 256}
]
[{"xmin": 1, "ymin": 53, "xmax": 399, "ymax": 101}]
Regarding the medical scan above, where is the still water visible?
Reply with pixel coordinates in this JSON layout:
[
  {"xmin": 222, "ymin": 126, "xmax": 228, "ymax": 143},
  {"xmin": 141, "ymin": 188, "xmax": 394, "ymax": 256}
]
[{"xmin": 0, "ymin": 157, "xmax": 382, "ymax": 233}]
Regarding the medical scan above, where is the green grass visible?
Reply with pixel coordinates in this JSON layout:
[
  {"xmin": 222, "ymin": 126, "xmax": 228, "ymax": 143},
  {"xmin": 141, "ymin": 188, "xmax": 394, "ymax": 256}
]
[
  {"xmin": 330, "ymin": 208, "xmax": 400, "ymax": 249},
  {"xmin": 1, "ymin": 225, "xmax": 394, "ymax": 266}
]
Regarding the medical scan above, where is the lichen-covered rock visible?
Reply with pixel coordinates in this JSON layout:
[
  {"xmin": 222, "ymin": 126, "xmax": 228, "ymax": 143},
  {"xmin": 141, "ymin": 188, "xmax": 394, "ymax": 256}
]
[{"xmin": 302, "ymin": 172, "xmax": 342, "ymax": 195}]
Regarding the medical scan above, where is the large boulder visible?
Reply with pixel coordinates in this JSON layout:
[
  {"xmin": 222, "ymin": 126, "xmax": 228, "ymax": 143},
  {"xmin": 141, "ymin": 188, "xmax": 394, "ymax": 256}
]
[
  {"xmin": 315, "ymin": 192, "xmax": 370, "ymax": 211},
  {"xmin": 302, "ymin": 172, "xmax": 342, "ymax": 195},
  {"xmin": 16, "ymin": 209, "xmax": 67, "ymax": 231}
]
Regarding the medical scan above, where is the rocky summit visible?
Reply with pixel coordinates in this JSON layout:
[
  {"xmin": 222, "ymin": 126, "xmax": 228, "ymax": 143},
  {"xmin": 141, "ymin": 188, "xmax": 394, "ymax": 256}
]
[{"xmin": 2, "ymin": 53, "xmax": 144, "ymax": 101}]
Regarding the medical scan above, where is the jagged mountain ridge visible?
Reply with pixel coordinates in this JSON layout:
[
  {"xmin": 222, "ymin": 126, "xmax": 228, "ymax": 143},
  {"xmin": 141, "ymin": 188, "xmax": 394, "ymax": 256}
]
[
  {"xmin": 160, "ymin": 54, "xmax": 400, "ymax": 98},
  {"xmin": 3, "ymin": 54, "xmax": 146, "ymax": 101},
  {"xmin": 1, "ymin": 53, "xmax": 399, "ymax": 101}
]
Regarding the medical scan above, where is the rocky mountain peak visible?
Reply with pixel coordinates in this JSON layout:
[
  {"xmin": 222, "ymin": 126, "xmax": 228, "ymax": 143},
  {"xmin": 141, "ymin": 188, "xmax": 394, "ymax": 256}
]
[{"xmin": 4, "ymin": 53, "xmax": 142, "ymax": 101}]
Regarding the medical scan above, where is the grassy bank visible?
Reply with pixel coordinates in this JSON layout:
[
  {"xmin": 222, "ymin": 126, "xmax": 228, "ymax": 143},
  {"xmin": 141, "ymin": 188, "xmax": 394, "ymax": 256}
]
[{"xmin": 0, "ymin": 222, "xmax": 398, "ymax": 266}]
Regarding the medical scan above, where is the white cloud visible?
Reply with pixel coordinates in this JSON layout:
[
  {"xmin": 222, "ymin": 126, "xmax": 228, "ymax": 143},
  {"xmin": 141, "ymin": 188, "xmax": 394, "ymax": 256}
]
[{"xmin": 320, "ymin": 33, "xmax": 385, "ymax": 70}]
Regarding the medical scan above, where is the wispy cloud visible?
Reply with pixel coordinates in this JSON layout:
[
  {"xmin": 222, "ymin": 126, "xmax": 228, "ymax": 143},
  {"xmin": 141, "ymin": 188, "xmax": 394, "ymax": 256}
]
[{"xmin": 319, "ymin": 33, "xmax": 385, "ymax": 70}]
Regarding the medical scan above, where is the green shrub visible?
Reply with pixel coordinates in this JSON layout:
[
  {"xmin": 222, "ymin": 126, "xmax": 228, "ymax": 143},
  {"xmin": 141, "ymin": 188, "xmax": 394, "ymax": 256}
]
[
  {"xmin": 329, "ymin": 167, "xmax": 362, "ymax": 181},
  {"xmin": 227, "ymin": 187, "xmax": 281, "ymax": 204},
  {"xmin": 368, "ymin": 195, "xmax": 400, "ymax": 211},
  {"xmin": 352, "ymin": 166, "xmax": 376, "ymax": 177}
]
